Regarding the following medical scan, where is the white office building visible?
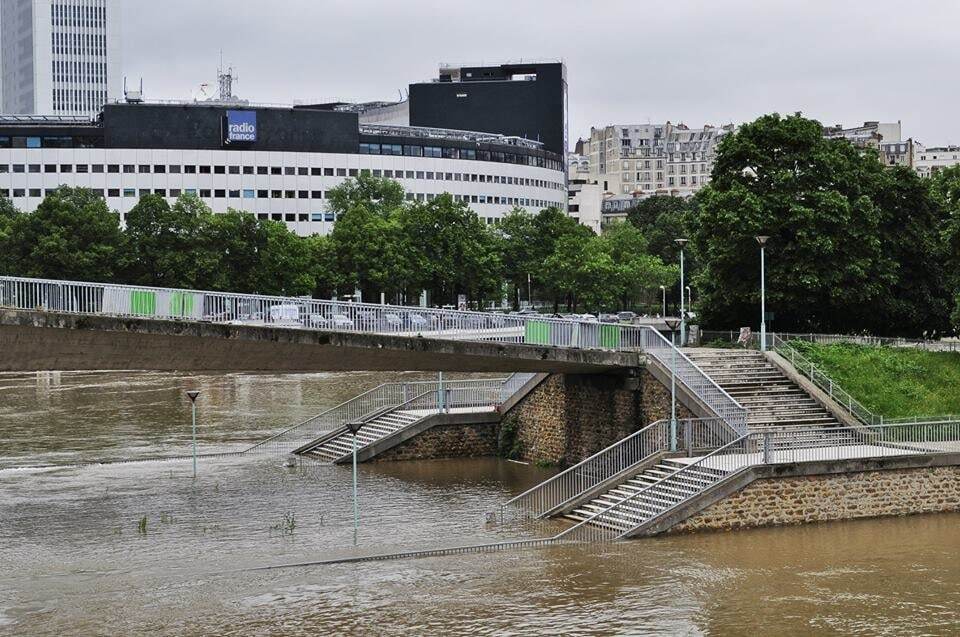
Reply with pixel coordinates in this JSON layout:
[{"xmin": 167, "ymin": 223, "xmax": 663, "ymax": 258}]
[{"xmin": 1, "ymin": 0, "xmax": 122, "ymax": 115}]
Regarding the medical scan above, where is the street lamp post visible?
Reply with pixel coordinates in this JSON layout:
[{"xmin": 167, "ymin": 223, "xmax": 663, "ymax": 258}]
[
  {"xmin": 756, "ymin": 236, "xmax": 769, "ymax": 351},
  {"xmin": 686, "ymin": 286, "xmax": 692, "ymax": 317},
  {"xmin": 664, "ymin": 317, "xmax": 681, "ymax": 451},
  {"xmin": 186, "ymin": 390, "xmax": 200, "ymax": 479},
  {"xmin": 659, "ymin": 285, "xmax": 666, "ymax": 318},
  {"xmin": 675, "ymin": 238, "xmax": 688, "ymax": 346},
  {"xmin": 345, "ymin": 420, "xmax": 364, "ymax": 545},
  {"xmin": 527, "ymin": 273, "xmax": 532, "ymax": 310}
]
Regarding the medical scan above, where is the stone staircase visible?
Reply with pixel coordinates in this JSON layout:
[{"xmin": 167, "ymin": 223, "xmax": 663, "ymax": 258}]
[
  {"xmin": 683, "ymin": 348, "xmax": 841, "ymax": 431},
  {"xmin": 299, "ymin": 410, "xmax": 423, "ymax": 462},
  {"xmin": 564, "ymin": 457, "xmax": 729, "ymax": 533}
]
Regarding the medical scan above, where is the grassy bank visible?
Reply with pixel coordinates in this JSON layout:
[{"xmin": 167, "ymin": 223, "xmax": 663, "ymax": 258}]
[{"xmin": 788, "ymin": 341, "xmax": 960, "ymax": 419}]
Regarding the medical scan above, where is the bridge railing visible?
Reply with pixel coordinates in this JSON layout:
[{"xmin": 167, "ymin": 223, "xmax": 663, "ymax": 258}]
[{"xmin": 0, "ymin": 274, "xmax": 745, "ymax": 432}]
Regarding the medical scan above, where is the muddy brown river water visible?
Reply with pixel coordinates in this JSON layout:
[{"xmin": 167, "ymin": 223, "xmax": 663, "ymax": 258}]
[{"xmin": 1, "ymin": 370, "xmax": 959, "ymax": 635}]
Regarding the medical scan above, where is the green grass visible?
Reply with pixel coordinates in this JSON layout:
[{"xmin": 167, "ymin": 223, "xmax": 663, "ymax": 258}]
[{"xmin": 788, "ymin": 341, "xmax": 960, "ymax": 419}]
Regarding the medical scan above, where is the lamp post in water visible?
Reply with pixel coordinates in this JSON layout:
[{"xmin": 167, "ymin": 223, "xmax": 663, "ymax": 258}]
[
  {"xmin": 186, "ymin": 390, "xmax": 200, "ymax": 478},
  {"xmin": 345, "ymin": 420, "xmax": 364, "ymax": 545},
  {"xmin": 659, "ymin": 285, "xmax": 666, "ymax": 318},
  {"xmin": 675, "ymin": 238, "xmax": 688, "ymax": 346},
  {"xmin": 756, "ymin": 236, "xmax": 769, "ymax": 351},
  {"xmin": 664, "ymin": 317, "xmax": 681, "ymax": 452}
]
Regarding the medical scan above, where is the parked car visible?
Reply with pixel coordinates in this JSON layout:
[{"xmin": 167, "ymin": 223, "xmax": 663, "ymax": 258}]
[
  {"xmin": 617, "ymin": 311, "xmax": 637, "ymax": 323},
  {"xmin": 598, "ymin": 313, "xmax": 618, "ymax": 323},
  {"xmin": 383, "ymin": 312, "xmax": 403, "ymax": 330},
  {"xmin": 308, "ymin": 313, "xmax": 329, "ymax": 328},
  {"xmin": 407, "ymin": 312, "xmax": 429, "ymax": 329},
  {"xmin": 331, "ymin": 314, "xmax": 354, "ymax": 329}
]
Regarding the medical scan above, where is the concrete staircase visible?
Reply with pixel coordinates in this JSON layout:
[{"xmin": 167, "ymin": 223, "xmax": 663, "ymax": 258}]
[
  {"xmin": 299, "ymin": 410, "xmax": 423, "ymax": 462},
  {"xmin": 683, "ymin": 348, "xmax": 841, "ymax": 431},
  {"xmin": 564, "ymin": 457, "xmax": 728, "ymax": 533}
]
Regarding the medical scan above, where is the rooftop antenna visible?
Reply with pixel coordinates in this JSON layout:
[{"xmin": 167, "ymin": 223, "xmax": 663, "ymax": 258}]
[{"xmin": 217, "ymin": 50, "xmax": 237, "ymax": 101}]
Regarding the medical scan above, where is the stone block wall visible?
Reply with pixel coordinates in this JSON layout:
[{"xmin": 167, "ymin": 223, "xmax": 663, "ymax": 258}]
[
  {"xmin": 370, "ymin": 422, "xmax": 498, "ymax": 462},
  {"xmin": 671, "ymin": 466, "xmax": 960, "ymax": 533},
  {"xmin": 502, "ymin": 369, "xmax": 693, "ymax": 466}
]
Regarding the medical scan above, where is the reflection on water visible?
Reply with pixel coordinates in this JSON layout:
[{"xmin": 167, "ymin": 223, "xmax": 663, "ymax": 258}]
[{"xmin": 1, "ymin": 371, "xmax": 959, "ymax": 635}]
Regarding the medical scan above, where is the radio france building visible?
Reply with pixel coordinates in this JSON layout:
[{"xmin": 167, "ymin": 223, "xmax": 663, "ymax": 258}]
[{"xmin": 0, "ymin": 63, "xmax": 567, "ymax": 236}]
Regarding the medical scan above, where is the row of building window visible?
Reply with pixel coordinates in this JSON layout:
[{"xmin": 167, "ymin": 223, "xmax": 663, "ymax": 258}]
[
  {"xmin": 52, "ymin": 32, "xmax": 107, "ymax": 57},
  {"xmin": 619, "ymin": 175, "xmax": 706, "ymax": 193},
  {"xmin": 0, "ymin": 187, "xmax": 559, "ymax": 211},
  {"xmin": 0, "ymin": 134, "xmax": 562, "ymax": 168},
  {"xmin": 0, "ymin": 163, "xmax": 562, "ymax": 190},
  {"xmin": 51, "ymin": 2, "xmax": 107, "ymax": 28},
  {"xmin": 358, "ymin": 142, "xmax": 561, "ymax": 170}
]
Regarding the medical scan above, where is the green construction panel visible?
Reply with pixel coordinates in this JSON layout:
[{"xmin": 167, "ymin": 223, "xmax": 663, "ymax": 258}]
[
  {"xmin": 525, "ymin": 320, "xmax": 551, "ymax": 345},
  {"xmin": 600, "ymin": 324, "xmax": 621, "ymax": 348},
  {"xmin": 130, "ymin": 290, "xmax": 156, "ymax": 316},
  {"xmin": 170, "ymin": 291, "xmax": 195, "ymax": 316}
]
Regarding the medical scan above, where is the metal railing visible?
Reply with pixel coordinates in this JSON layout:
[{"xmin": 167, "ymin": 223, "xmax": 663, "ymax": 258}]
[
  {"xmin": 640, "ymin": 327, "xmax": 748, "ymax": 434},
  {"xmin": 502, "ymin": 417, "xmax": 735, "ymax": 520},
  {"xmin": 771, "ymin": 334, "xmax": 881, "ymax": 426},
  {"xmin": 0, "ymin": 274, "xmax": 748, "ymax": 434},
  {"xmin": 246, "ymin": 376, "xmax": 517, "ymax": 456},
  {"xmin": 552, "ymin": 420, "xmax": 960, "ymax": 542},
  {"xmin": 773, "ymin": 332, "xmax": 960, "ymax": 353}
]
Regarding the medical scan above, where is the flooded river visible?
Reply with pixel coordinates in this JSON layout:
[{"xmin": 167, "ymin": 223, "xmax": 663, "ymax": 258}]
[{"xmin": 2, "ymin": 371, "xmax": 959, "ymax": 635}]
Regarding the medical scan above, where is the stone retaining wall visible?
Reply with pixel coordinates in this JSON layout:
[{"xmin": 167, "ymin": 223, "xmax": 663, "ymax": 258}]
[
  {"xmin": 671, "ymin": 466, "xmax": 960, "ymax": 533},
  {"xmin": 370, "ymin": 422, "xmax": 498, "ymax": 462},
  {"xmin": 502, "ymin": 369, "xmax": 693, "ymax": 466}
]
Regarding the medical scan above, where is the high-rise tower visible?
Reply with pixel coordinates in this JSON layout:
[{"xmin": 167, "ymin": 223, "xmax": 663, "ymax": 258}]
[{"xmin": 1, "ymin": 0, "xmax": 122, "ymax": 116}]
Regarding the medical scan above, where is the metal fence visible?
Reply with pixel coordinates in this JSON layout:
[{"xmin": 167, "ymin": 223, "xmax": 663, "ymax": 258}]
[
  {"xmin": 502, "ymin": 417, "xmax": 735, "ymax": 520},
  {"xmin": 0, "ymin": 274, "xmax": 748, "ymax": 435}
]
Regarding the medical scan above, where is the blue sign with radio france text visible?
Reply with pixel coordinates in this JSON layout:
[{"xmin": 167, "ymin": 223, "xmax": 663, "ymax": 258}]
[{"xmin": 225, "ymin": 110, "xmax": 257, "ymax": 143}]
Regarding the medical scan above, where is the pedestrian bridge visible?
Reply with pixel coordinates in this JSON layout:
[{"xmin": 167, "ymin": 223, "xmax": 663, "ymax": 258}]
[
  {"xmin": 0, "ymin": 275, "xmax": 653, "ymax": 374},
  {"xmin": 0, "ymin": 275, "xmax": 748, "ymax": 433}
]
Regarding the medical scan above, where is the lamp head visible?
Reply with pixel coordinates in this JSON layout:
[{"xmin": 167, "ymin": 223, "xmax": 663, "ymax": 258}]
[
  {"xmin": 186, "ymin": 390, "xmax": 200, "ymax": 403},
  {"xmin": 674, "ymin": 238, "xmax": 689, "ymax": 248},
  {"xmin": 659, "ymin": 285, "xmax": 666, "ymax": 291},
  {"xmin": 664, "ymin": 317, "xmax": 681, "ymax": 330},
  {"xmin": 756, "ymin": 235, "xmax": 770, "ymax": 246},
  {"xmin": 345, "ymin": 420, "xmax": 364, "ymax": 435}
]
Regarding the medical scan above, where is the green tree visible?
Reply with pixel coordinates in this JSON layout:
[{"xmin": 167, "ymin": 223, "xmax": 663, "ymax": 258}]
[
  {"xmin": 398, "ymin": 194, "xmax": 501, "ymax": 306},
  {"xmin": 692, "ymin": 112, "xmax": 945, "ymax": 336},
  {"xmin": 601, "ymin": 222, "xmax": 678, "ymax": 310},
  {"xmin": 496, "ymin": 207, "xmax": 539, "ymax": 307},
  {"xmin": 6, "ymin": 186, "xmax": 122, "ymax": 281},
  {"xmin": 0, "ymin": 197, "xmax": 21, "ymax": 273},
  {"xmin": 122, "ymin": 193, "xmax": 206, "ymax": 288},
  {"xmin": 305, "ymin": 233, "xmax": 341, "ymax": 298},
  {"xmin": 326, "ymin": 172, "xmax": 405, "ymax": 219}
]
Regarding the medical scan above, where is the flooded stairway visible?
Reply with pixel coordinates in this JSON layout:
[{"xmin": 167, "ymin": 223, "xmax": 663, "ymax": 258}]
[
  {"xmin": 682, "ymin": 349, "xmax": 841, "ymax": 431},
  {"xmin": 297, "ymin": 410, "xmax": 424, "ymax": 462},
  {"xmin": 564, "ymin": 457, "xmax": 728, "ymax": 532}
]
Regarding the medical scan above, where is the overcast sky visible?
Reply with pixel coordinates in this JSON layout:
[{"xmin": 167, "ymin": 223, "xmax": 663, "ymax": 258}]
[{"xmin": 122, "ymin": 0, "xmax": 960, "ymax": 148}]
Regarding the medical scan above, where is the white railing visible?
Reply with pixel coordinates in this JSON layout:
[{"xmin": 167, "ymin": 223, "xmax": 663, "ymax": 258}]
[
  {"xmin": 503, "ymin": 417, "xmax": 735, "ymax": 520},
  {"xmin": 773, "ymin": 332, "xmax": 960, "ymax": 353},
  {"xmin": 555, "ymin": 420, "xmax": 960, "ymax": 541},
  {"xmin": 247, "ymin": 376, "xmax": 516, "ymax": 455},
  {"xmin": 641, "ymin": 327, "xmax": 748, "ymax": 434},
  {"xmin": 772, "ymin": 334, "xmax": 883, "ymax": 426}
]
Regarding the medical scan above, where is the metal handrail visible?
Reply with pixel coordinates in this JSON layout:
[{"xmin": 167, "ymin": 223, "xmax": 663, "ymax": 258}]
[
  {"xmin": 772, "ymin": 334, "xmax": 881, "ymax": 426},
  {"xmin": 554, "ymin": 434, "xmax": 750, "ymax": 542},
  {"xmin": 641, "ymin": 326, "xmax": 748, "ymax": 434}
]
